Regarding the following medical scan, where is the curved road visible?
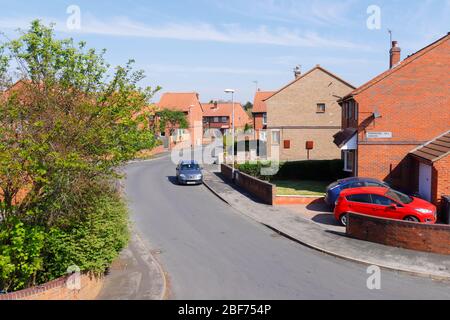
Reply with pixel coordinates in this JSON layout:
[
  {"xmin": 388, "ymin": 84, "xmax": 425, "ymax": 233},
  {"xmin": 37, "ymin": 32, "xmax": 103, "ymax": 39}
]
[{"xmin": 124, "ymin": 156, "xmax": 450, "ymax": 300}]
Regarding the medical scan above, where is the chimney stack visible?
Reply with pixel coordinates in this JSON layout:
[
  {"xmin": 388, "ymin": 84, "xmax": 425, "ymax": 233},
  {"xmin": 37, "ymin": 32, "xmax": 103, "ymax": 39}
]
[
  {"xmin": 390, "ymin": 41, "xmax": 401, "ymax": 69},
  {"xmin": 293, "ymin": 65, "xmax": 302, "ymax": 79}
]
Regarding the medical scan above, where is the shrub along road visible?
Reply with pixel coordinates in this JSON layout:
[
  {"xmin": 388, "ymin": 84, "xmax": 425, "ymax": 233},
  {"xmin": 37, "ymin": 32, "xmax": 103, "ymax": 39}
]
[{"xmin": 123, "ymin": 156, "xmax": 450, "ymax": 300}]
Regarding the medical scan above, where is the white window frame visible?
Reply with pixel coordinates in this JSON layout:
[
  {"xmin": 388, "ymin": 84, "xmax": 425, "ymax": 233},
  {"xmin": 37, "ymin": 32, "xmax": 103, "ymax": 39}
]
[
  {"xmin": 262, "ymin": 113, "xmax": 267, "ymax": 126},
  {"xmin": 271, "ymin": 130, "xmax": 281, "ymax": 145},
  {"xmin": 343, "ymin": 150, "xmax": 355, "ymax": 172}
]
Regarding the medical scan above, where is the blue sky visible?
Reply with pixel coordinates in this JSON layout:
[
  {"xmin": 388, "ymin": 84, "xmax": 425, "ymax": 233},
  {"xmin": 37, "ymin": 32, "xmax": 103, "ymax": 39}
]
[{"xmin": 0, "ymin": 0, "xmax": 449, "ymax": 103}]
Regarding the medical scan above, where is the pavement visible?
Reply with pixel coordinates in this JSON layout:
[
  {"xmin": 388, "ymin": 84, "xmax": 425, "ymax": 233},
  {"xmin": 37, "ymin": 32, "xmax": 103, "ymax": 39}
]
[
  {"xmin": 113, "ymin": 155, "xmax": 450, "ymax": 299},
  {"xmin": 96, "ymin": 228, "xmax": 167, "ymax": 300},
  {"xmin": 202, "ymin": 166, "xmax": 450, "ymax": 281}
]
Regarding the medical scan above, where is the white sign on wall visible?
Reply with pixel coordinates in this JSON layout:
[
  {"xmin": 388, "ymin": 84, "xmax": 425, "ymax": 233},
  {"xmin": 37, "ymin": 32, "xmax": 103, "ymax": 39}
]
[{"xmin": 366, "ymin": 132, "xmax": 393, "ymax": 139}]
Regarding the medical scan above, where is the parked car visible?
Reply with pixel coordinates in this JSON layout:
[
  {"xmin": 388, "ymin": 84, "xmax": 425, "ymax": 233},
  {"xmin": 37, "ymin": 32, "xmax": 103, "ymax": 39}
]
[
  {"xmin": 334, "ymin": 187, "xmax": 437, "ymax": 226},
  {"xmin": 176, "ymin": 160, "xmax": 203, "ymax": 185},
  {"xmin": 325, "ymin": 177, "xmax": 389, "ymax": 209}
]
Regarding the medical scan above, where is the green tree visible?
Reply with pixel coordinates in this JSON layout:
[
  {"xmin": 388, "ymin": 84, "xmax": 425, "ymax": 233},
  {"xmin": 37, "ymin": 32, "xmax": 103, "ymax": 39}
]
[
  {"xmin": 157, "ymin": 109, "xmax": 188, "ymax": 136},
  {"xmin": 0, "ymin": 20, "xmax": 159, "ymax": 291}
]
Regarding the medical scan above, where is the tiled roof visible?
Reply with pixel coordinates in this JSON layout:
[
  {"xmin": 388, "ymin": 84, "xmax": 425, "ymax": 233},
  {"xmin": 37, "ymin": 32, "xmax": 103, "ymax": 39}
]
[
  {"xmin": 157, "ymin": 92, "xmax": 201, "ymax": 112},
  {"xmin": 342, "ymin": 33, "xmax": 450, "ymax": 101},
  {"xmin": 410, "ymin": 130, "xmax": 450, "ymax": 163},
  {"xmin": 264, "ymin": 65, "xmax": 355, "ymax": 102},
  {"xmin": 252, "ymin": 91, "xmax": 275, "ymax": 113},
  {"xmin": 202, "ymin": 102, "xmax": 244, "ymax": 117}
]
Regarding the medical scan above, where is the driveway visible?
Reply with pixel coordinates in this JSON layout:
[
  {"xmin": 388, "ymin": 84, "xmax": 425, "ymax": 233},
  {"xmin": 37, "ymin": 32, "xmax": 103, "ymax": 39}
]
[{"xmin": 123, "ymin": 156, "xmax": 450, "ymax": 300}]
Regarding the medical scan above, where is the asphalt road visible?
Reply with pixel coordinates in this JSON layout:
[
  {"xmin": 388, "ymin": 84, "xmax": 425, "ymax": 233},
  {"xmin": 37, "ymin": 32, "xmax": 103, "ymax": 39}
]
[{"xmin": 124, "ymin": 156, "xmax": 450, "ymax": 300}]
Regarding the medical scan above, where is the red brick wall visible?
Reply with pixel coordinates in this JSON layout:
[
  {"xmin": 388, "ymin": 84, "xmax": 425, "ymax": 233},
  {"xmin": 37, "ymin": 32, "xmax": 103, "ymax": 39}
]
[
  {"xmin": 253, "ymin": 113, "xmax": 266, "ymax": 140},
  {"xmin": 220, "ymin": 164, "xmax": 276, "ymax": 205},
  {"xmin": 353, "ymin": 36, "xmax": 450, "ymax": 193},
  {"xmin": 435, "ymin": 156, "xmax": 450, "ymax": 207},
  {"xmin": 221, "ymin": 164, "xmax": 234, "ymax": 180},
  {"xmin": 0, "ymin": 274, "xmax": 103, "ymax": 301},
  {"xmin": 347, "ymin": 213, "xmax": 450, "ymax": 255},
  {"xmin": 234, "ymin": 171, "xmax": 276, "ymax": 205},
  {"xmin": 357, "ymin": 144, "xmax": 416, "ymax": 189},
  {"xmin": 253, "ymin": 113, "xmax": 265, "ymax": 132}
]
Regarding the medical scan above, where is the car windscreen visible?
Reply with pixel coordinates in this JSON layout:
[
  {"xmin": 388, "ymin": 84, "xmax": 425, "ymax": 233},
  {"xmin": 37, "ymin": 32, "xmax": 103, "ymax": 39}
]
[
  {"xmin": 385, "ymin": 189, "xmax": 413, "ymax": 204},
  {"xmin": 181, "ymin": 164, "xmax": 200, "ymax": 171}
]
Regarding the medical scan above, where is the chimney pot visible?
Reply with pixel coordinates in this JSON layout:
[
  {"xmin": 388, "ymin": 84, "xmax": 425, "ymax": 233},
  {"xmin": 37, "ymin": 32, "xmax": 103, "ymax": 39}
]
[{"xmin": 294, "ymin": 65, "xmax": 302, "ymax": 79}]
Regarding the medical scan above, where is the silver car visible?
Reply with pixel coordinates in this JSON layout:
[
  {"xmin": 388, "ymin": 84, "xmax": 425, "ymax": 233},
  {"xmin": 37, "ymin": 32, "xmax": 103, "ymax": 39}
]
[{"xmin": 176, "ymin": 161, "xmax": 203, "ymax": 185}]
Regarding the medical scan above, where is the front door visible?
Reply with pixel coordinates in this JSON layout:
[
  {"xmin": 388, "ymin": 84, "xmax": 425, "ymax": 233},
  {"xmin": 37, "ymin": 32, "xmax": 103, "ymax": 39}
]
[{"xmin": 419, "ymin": 163, "xmax": 432, "ymax": 201}]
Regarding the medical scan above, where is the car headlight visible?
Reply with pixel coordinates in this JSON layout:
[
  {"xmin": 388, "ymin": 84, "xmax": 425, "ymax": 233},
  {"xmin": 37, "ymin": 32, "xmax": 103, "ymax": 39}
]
[
  {"xmin": 179, "ymin": 174, "xmax": 186, "ymax": 179},
  {"xmin": 416, "ymin": 208, "xmax": 433, "ymax": 214}
]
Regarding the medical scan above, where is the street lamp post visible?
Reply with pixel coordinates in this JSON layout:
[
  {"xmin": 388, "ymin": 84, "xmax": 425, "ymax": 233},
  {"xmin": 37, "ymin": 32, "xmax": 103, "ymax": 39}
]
[{"xmin": 225, "ymin": 89, "xmax": 235, "ymax": 178}]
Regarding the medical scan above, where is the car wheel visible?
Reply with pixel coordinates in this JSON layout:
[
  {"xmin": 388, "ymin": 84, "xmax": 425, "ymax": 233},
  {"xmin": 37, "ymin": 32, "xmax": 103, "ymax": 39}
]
[
  {"xmin": 339, "ymin": 214, "xmax": 348, "ymax": 226},
  {"xmin": 404, "ymin": 216, "xmax": 420, "ymax": 223}
]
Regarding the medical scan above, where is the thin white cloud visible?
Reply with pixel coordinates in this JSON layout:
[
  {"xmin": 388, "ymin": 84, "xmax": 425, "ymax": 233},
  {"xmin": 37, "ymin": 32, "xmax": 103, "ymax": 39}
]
[
  {"xmin": 147, "ymin": 64, "xmax": 286, "ymax": 76},
  {"xmin": 206, "ymin": 0, "xmax": 358, "ymax": 26},
  {"xmin": 0, "ymin": 14, "xmax": 369, "ymax": 50}
]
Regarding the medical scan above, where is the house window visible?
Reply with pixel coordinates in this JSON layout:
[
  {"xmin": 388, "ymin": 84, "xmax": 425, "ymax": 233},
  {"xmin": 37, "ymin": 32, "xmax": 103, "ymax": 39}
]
[
  {"xmin": 262, "ymin": 113, "xmax": 267, "ymax": 125},
  {"xmin": 213, "ymin": 117, "xmax": 219, "ymax": 123},
  {"xmin": 317, "ymin": 103, "xmax": 326, "ymax": 113},
  {"xmin": 221, "ymin": 117, "xmax": 228, "ymax": 123},
  {"xmin": 284, "ymin": 140, "xmax": 291, "ymax": 149},
  {"xmin": 343, "ymin": 150, "xmax": 355, "ymax": 172},
  {"xmin": 271, "ymin": 130, "xmax": 280, "ymax": 145}
]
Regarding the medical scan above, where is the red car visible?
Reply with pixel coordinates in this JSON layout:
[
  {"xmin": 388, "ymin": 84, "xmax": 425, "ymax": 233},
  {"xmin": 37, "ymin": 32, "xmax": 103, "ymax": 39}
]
[{"xmin": 334, "ymin": 187, "xmax": 437, "ymax": 226}]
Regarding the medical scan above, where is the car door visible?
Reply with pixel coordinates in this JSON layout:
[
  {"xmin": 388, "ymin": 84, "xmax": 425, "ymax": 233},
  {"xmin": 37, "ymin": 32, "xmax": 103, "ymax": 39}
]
[
  {"xmin": 369, "ymin": 194, "xmax": 403, "ymax": 220},
  {"xmin": 346, "ymin": 194, "xmax": 373, "ymax": 215}
]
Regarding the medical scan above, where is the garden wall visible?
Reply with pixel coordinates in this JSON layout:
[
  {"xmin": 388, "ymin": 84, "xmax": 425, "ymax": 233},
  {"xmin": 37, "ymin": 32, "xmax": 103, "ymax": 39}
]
[
  {"xmin": 347, "ymin": 213, "xmax": 450, "ymax": 255},
  {"xmin": 221, "ymin": 164, "xmax": 276, "ymax": 205},
  {"xmin": 0, "ymin": 274, "xmax": 103, "ymax": 300}
]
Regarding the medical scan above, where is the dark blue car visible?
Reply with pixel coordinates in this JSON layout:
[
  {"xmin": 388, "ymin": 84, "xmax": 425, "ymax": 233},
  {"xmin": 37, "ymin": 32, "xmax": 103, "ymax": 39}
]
[{"xmin": 324, "ymin": 177, "xmax": 389, "ymax": 208}]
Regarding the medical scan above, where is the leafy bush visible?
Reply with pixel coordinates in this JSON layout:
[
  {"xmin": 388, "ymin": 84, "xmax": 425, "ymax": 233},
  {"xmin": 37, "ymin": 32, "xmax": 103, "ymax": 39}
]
[
  {"xmin": 237, "ymin": 162, "xmax": 273, "ymax": 180},
  {"xmin": 276, "ymin": 160, "xmax": 348, "ymax": 181},
  {"xmin": 0, "ymin": 220, "xmax": 45, "ymax": 292},
  {"xmin": 38, "ymin": 193, "xmax": 129, "ymax": 284}
]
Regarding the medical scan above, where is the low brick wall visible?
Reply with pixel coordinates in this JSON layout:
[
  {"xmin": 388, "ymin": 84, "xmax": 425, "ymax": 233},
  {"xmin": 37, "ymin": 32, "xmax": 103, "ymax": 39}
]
[
  {"xmin": 274, "ymin": 196, "xmax": 323, "ymax": 205},
  {"xmin": 221, "ymin": 164, "xmax": 234, "ymax": 180},
  {"xmin": 220, "ymin": 164, "xmax": 276, "ymax": 205},
  {"xmin": 234, "ymin": 171, "xmax": 276, "ymax": 205},
  {"xmin": 0, "ymin": 273, "xmax": 103, "ymax": 300},
  {"xmin": 347, "ymin": 213, "xmax": 450, "ymax": 255},
  {"xmin": 136, "ymin": 145, "xmax": 167, "ymax": 159}
]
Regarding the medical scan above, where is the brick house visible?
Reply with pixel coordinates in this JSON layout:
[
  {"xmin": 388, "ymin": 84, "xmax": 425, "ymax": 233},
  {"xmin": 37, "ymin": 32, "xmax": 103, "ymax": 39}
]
[
  {"xmin": 156, "ymin": 92, "xmax": 204, "ymax": 147},
  {"xmin": 252, "ymin": 90, "xmax": 275, "ymax": 142},
  {"xmin": 202, "ymin": 101, "xmax": 250, "ymax": 135},
  {"xmin": 265, "ymin": 65, "xmax": 355, "ymax": 161},
  {"xmin": 334, "ymin": 33, "xmax": 450, "ymax": 206}
]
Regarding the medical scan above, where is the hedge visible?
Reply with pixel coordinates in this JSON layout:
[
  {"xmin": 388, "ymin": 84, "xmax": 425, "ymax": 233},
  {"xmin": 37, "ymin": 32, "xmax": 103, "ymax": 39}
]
[{"xmin": 237, "ymin": 159, "xmax": 349, "ymax": 182}]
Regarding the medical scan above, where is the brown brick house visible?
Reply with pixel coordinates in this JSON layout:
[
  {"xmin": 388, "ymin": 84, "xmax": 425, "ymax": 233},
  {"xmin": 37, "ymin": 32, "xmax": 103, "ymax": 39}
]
[
  {"xmin": 334, "ymin": 33, "xmax": 450, "ymax": 206},
  {"xmin": 265, "ymin": 65, "xmax": 355, "ymax": 161},
  {"xmin": 156, "ymin": 92, "xmax": 204, "ymax": 147},
  {"xmin": 202, "ymin": 101, "xmax": 250, "ymax": 135},
  {"xmin": 252, "ymin": 90, "xmax": 274, "ymax": 142}
]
